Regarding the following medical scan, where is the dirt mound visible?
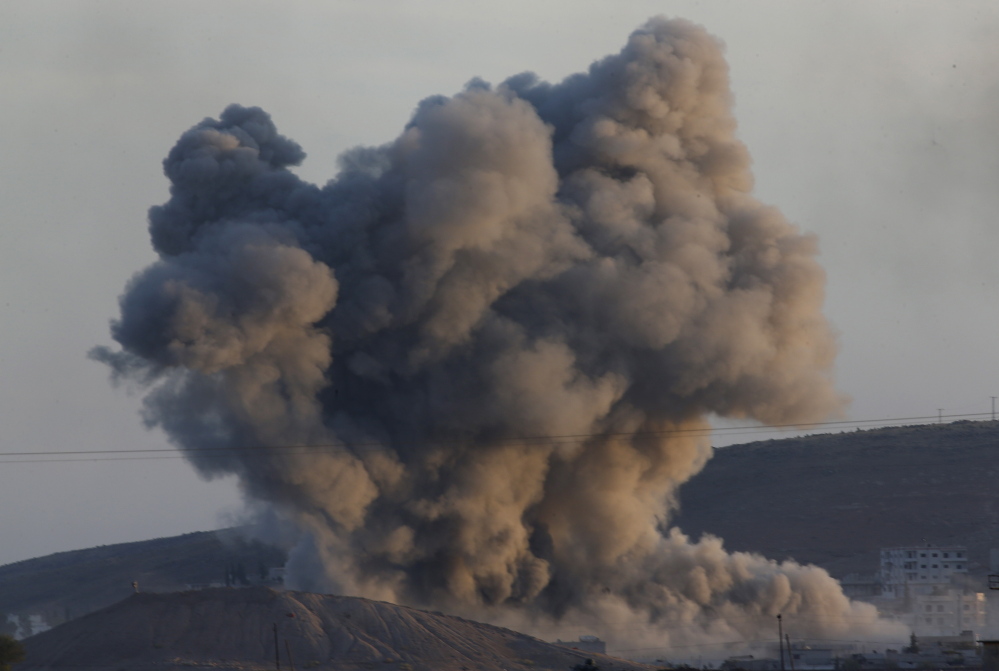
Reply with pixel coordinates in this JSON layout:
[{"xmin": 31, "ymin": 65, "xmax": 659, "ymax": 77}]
[{"xmin": 20, "ymin": 586, "xmax": 650, "ymax": 671}]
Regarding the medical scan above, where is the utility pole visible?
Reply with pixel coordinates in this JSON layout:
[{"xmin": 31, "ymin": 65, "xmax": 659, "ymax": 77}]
[
  {"xmin": 778, "ymin": 614, "xmax": 785, "ymax": 671},
  {"xmin": 992, "ymin": 397, "xmax": 995, "ymax": 421},
  {"xmin": 786, "ymin": 634, "xmax": 795, "ymax": 671},
  {"xmin": 273, "ymin": 623, "xmax": 281, "ymax": 671},
  {"xmin": 938, "ymin": 409, "xmax": 943, "ymax": 424},
  {"xmin": 284, "ymin": 611, "xmax": 297, "ymax": 671}
]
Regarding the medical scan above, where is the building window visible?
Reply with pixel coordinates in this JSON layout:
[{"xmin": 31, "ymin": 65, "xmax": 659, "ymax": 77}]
[
  {"xmin": 944, "ymin": 553, "xmax": 950, "ymax": 558},
  {"xmin": 957, "ymin": 553, "xmax": 964, "ymax": 558},
  {"xmin": 921, "ymin": 565, "xmax": 927, "ymax": 569},
  {"xmin": 932, "ymin": 565, "xmax": 938, "ymax": 569},
  {"xmin": 926, "ymin": 605, "xmax": 933, "ymax": 612},
  {"xmin": 937, "ymin": 605, "xmax": 945, "ymax": 612},
  {"xmin": 964, "ymin": 605, "xmax": 970, "ymax": 611},
  {"xmin": 921, "ymin": 553, "xmax": 927, "ymax": 557},
  {"xmin": 932, "ymin": 553, "xmax": 938, "ymax": 558},
  {"xmin": 926, "ymin": 618, "xmax": 933, "ymax": 624},
  {"xmin": 957, "ymin": 564, "xmax": 963, "ymax": 569}
]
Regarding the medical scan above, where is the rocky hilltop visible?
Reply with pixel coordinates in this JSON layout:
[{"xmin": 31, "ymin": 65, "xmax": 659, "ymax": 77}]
[{"xmin": 20, "ymin": 586, "xmax": 651, "ymax": 671}]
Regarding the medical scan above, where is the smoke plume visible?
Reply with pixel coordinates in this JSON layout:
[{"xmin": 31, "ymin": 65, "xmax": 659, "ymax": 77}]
[{"xmin": 94, "ymin": 17, "xmax": 903, "ymax": 653}]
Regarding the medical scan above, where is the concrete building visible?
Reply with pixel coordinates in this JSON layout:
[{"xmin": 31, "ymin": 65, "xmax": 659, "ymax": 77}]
[
  {"xmin": 880, "ymin": 545, "xmax": 969, "ymax": 599},
  {"xmin": 877, "ymin": 545, "xmax": 986, "ymax": 637},
  {"xmin": 721, "ymin": 656, "xmax": 781, "ymax": 671},
  {"xmin": 908, "ymin": 591, "xmax": 986, "ymax": 636},
  {"xmin": 840, "ymin": 573, "xmax": 883, "ymax": 600},
  {"xmin": 982, "ymin": 640, "xmax": 999, "ymax": 671},
  {"xmin": 788, "ymin": 646, "xmax": 842, "ymax": 669},
  {"xmin": 553, "ymin": 636, "xmax": 606, "ymax": 654},
  {"xmin": 981, "ymin": 550, "xmax": 999, "ymax": 636}
]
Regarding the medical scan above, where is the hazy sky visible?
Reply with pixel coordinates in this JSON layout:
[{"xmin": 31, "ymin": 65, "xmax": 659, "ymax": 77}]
[{"xmin": 2, "ymin": 1, "xmax": 997, "ymax": 567}]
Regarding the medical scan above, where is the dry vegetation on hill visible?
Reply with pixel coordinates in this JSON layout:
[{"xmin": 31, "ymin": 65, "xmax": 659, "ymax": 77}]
[{"xmin": 673, "ymin": 420, "xmax": 999, "ymax": 578}]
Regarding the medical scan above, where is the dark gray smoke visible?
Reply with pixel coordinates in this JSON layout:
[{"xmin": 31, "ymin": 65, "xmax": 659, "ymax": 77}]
[{"xmin": 94, "ymin": 17, "xmax": 903, "ymax": 651}]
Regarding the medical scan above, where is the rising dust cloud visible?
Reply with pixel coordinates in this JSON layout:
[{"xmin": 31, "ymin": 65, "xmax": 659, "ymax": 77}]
[{"xmin": 94, "ymin": 17, "xmax": 905, "ymax": 654}]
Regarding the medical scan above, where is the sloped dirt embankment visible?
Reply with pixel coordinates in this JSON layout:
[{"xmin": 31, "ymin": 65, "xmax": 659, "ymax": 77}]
[{"xmin": 20, "ymin": 586, "xmax": 651, "ymax": 671}]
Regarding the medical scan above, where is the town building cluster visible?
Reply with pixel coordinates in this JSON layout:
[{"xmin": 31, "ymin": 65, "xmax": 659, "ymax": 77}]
[
  {"xmin": 876, "ymin": 545, "xmax": 987, "ymax": 636},
  {"xmin": 723, "ymin": 545, "xmax": 999, "ymax": 671}
]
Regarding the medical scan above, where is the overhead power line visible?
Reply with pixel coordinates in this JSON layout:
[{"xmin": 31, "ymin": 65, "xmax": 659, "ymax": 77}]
[{"xmin": 0, "ymin": 410, "xmax": 994, "ymax": 465}]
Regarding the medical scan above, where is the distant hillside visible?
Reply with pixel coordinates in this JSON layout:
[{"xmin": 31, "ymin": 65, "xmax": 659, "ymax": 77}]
[
  {"xmin": 7, "ymin": 419, "xmax": 999, "ymax": 636},
  {"xmin": 673, "ymin": 419, "xmax": 999, "ymax": 578},
  {"xmin": 0, "ymin": 529, "xmax": 284, "ymax": 633},
  {"xmin": 20, "ymin": 586, "xmax": 652, "ymax": 671}
]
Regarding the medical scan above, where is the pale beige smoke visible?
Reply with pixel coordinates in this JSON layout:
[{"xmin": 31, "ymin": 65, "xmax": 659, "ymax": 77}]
[{"xmin": 94, "ymin": 16, "xmax": 906, "ymax": 657}]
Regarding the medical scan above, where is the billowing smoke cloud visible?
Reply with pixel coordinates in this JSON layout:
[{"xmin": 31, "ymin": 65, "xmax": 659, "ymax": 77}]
[{"xmin": 94, "ymin": 17, "xmax": 904, "ymax": 653}]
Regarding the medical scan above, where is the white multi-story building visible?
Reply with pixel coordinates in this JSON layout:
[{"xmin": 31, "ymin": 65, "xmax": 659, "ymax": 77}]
[
  {"xmin": 909, "ymin": 590, "xmax": 985, "ymax": 636},
  {"xmin": 879, "ymin": 545, "xmax": 983, "ymax": 637},
  {"xmin": 880, "ymin": 545, "xmax": 969, "ymax": 598}
]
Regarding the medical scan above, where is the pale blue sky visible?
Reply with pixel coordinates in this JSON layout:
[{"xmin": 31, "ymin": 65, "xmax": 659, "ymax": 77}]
[{"xmin": 2, "ymin": 1, "xmax": 997, "ymax": 566}]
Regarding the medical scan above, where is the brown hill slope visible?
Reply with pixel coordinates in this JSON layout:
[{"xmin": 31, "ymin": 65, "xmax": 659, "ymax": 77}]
[
  {"xmin": 20, "ymin": 586, "xmax": 651, "ymax": 671},
  {"xmin": 672, "ymin": 420, "xmax": 999, "ymax": 578}
]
